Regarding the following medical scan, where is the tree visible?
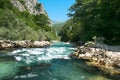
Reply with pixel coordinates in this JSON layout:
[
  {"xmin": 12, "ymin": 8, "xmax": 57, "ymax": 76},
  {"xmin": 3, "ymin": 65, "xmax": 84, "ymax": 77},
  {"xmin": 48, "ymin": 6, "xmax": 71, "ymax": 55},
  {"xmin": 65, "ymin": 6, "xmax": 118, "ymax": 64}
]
[
  {"xmin": 59, "ymin": 19, "xmax": 74, "ymax": 42},
  {"xmin": 0, "ymin": 0, "xmax": 13, "ymax": 9},
  {"xmin": 65, "ymin": 0, "xmax": 120, "ymax": 44},
  {"xmin": 33, "ymin": 14, "xmax": 51, "ymax": 31}
]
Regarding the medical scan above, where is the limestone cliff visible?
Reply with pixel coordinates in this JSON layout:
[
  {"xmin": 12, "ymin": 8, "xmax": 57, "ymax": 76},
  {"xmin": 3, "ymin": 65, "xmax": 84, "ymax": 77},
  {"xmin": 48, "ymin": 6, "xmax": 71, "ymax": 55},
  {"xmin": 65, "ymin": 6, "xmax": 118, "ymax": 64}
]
[{"xmin": 11, "ymin": 0, "xmax": 45, "ymax": 15}]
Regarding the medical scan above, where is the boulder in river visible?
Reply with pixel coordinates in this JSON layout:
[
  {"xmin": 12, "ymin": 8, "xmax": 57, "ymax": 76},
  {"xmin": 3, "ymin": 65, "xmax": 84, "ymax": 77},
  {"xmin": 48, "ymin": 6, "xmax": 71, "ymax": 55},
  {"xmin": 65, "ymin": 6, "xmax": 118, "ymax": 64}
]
[
  {"xmin": 71, "ymin": 42, "xmax": 120, "ymax": 75},
  {"xmin": 0, "ymin": 40, "xmax": 13, "ymax": 49},
  {"xmin": 0, "ymin": 40, "xmax": 51, "ymax": 49},
  {"xmin": 33, "ymin": 41, "xmax": 51, "ymax": 47}
]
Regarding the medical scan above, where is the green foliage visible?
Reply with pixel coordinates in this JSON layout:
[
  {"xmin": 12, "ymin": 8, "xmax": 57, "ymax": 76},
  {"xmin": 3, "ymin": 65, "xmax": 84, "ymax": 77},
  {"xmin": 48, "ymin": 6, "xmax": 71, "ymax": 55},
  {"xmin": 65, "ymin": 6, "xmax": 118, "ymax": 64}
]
[
  {"xmin": 0, "ymin": 10, "xmax": 38, "ymax": 40},
  {"xmin": 59, "ymin": 19, "xmax": 73, "ymax": 42},
  {"xmin": 19, "ymin": 0, "xmax": 25, "ymax": 5},
  {"xmin": 33, "ymin": 14, "xmax": 51, "ymax": 31},
  {"xmin": 60, "ymin": 0, "xmax": 120, "ymax": 45},
  {"xmin": 53, "ymin": 22, "xmax": 65, "ymax": 35},
  {"xmin": 11, "ymin": 8, "xmax": 39, "ymax": 30},
  {"xmin": 35, "ymin": 3, "xmax": 42, "ymax": 10},
  {"xmin": 0, "ymin": 9, "xmax": 16, "ymax": 28},
  {"xmin": 37, "ymin": 29, "xmax": 59, "ymax": 41},
  {"xmin": 0, "ymin": 0, "xmax": 58, "ymax": 41},
  {"xmin": 0, "ymin": 0, "xmax": 13, "ymax": 9}
]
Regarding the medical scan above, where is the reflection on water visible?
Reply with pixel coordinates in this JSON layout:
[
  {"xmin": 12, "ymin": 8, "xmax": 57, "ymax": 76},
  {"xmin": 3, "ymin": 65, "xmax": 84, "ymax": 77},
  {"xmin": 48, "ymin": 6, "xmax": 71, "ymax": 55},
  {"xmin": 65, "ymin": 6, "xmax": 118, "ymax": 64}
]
[{"xmin": 0, "ymin": 42, "xmax": 114, "ymax": 80}]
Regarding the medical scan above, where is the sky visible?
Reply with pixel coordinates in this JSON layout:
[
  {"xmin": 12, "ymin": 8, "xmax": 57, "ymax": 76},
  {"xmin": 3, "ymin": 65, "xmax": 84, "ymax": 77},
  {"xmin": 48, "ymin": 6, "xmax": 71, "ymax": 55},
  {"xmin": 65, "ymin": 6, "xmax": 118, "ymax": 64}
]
[{"xmin": 38, "ymin": 0, "xmax": 75, "ymax": 22}]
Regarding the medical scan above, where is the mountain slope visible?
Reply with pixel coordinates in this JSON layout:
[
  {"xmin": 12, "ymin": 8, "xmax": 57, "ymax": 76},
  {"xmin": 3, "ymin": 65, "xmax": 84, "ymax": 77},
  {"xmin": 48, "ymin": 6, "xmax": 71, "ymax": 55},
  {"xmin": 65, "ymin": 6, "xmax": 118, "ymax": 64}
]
[
  {"xmin": 0, "ymin": 0, "xmax": 58, "ymax": 41},
  {"xmin": 11, "ymin": 0, "xmax": 45, "ymax": 15}
]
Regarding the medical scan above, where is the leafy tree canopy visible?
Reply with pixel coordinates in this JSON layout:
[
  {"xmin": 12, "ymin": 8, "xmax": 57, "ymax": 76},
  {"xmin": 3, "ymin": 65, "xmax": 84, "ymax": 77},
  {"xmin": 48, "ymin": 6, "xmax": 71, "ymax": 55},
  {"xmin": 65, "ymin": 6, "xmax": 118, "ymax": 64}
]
[{"xmin": 60, "ymin": 0, "xmax": 120, "ymax": 45}]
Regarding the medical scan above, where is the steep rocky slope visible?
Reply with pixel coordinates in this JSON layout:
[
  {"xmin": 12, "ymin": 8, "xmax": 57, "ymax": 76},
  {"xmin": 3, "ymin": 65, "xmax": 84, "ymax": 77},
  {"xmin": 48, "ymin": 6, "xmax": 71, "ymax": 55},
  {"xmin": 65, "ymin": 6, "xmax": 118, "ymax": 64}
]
[
  {"xmin": 0, "ymin": 0, "xmax": 58, "ymax": 41},
  {"xmin": 11, "ymin": 0, "xmax": 45, "ymax": 15}
]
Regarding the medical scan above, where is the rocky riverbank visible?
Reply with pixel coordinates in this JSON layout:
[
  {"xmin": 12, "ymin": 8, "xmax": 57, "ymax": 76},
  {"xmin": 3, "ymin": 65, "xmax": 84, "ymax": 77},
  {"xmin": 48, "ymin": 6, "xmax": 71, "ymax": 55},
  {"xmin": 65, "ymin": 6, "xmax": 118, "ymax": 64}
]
[
  {"xmin": 70, "ymin": 42, "xmax": 120, "ymax": 75},
  {"xmin": 0, "ymin": 40, "xmax": 51, "ymax": 49}
]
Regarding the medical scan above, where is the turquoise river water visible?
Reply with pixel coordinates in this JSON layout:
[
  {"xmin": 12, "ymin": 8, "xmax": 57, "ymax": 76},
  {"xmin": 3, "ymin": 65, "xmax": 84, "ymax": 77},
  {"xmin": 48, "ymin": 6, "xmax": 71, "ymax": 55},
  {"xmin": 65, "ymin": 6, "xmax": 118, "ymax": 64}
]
[{"xmin": 0, "ymin": 42, "xmax": 116, "ymax": 80}]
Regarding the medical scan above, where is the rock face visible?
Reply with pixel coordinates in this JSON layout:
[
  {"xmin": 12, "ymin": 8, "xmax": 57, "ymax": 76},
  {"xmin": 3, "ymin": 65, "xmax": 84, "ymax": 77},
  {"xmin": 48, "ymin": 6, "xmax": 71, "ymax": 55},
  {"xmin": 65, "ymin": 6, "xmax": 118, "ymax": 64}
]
[
  {"xmin": 71, "ymin": 42, "xmax": 120, "ymax": 75},
  {"xmin": 0, "ymin": 40, "xmax": 51, "ymax": 49},
  {"xmin": 11, "ymin": 0, "xmax": 26, "ymax": 12},
  {"xmin": 33, "ymin": 41, "xmax": 51, "ymax": 47},
  {"xmin": 11, "ymin": 0, "xmax": 45, "ymax": 15}
]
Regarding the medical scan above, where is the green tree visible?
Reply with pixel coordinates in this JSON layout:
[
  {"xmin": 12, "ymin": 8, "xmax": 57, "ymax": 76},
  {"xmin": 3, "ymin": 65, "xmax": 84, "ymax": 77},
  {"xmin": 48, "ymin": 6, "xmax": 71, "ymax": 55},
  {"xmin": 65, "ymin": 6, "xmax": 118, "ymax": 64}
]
[
  {"xmin": 65, "ymin": 0, "xmax": 120, "ymax": 44},
  {"xmin": 59, "ymin": 19, "xmax": 73, "ymax": 42},
  {"xmin": 0, "ymin": 0, "xmax": 13, "ymax": 9},
  {"xmin": 33, "ymin": 14, "xmax": 51, "ymax": 31}
]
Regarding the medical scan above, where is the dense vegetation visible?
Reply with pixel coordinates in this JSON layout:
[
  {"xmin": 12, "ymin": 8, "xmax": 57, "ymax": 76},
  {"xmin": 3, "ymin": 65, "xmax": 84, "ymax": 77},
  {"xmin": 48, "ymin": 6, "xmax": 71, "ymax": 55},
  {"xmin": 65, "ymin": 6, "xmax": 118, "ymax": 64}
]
[
  {"xmin": 0, "ymin": 0, "xmax": 58, "ymax": 41},
  {"xmin": 53, "ymin": 22, "xmax": 65, "ymax": 36},
  {"xmin": 59, "ymin": 0, "xmax": 120, "ymax": 45}
]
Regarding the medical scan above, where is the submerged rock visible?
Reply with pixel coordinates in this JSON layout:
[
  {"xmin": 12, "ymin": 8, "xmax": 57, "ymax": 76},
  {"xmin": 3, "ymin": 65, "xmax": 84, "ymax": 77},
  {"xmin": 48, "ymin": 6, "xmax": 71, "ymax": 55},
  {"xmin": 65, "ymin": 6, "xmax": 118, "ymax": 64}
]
[
  {"xmin": 88, "ymin": 75, "xmax": 109, "ymax": 80},
  {"xmin": 18, "ymin": 66, "xmax": 31, "ymax": 75},
  {"xmin": 0, "ymin": 61, "xmax": 19, "ymax": 79}
]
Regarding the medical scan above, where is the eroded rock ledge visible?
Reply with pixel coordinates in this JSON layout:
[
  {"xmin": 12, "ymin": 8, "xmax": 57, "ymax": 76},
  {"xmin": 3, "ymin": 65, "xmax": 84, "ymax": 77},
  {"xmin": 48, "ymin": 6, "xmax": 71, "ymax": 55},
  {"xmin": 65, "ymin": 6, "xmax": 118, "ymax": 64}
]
[
  {"xmin": 71, "ymin": 42, "xmax": 120, "ymax": 75},
  {"xmin": 0, "ymin": 40, "xmax": 51, "ymax": 49}
]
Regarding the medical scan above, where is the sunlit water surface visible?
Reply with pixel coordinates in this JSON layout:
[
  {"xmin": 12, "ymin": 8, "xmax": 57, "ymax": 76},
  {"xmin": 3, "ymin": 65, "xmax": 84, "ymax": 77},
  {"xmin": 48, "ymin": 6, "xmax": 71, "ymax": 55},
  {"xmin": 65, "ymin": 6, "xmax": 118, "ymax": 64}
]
[{"xmin": 0, "ymin": 42, "xmax": 113, "ymax": 80}]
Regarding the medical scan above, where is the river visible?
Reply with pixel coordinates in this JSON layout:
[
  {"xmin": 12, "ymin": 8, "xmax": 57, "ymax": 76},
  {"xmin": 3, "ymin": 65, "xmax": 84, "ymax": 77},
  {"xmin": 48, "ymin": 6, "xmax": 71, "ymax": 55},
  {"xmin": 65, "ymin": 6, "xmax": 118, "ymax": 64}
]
[{"xmin": 0, "ymin": 42, "xmax": 112, "ymax": 80}]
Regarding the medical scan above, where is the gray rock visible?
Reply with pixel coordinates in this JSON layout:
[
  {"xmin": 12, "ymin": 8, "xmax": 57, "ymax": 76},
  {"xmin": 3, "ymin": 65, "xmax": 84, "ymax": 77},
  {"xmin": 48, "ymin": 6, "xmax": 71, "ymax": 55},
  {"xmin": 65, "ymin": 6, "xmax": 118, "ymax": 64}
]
[
  {"xmin": 11, "ymin": 0, "xmax": 45, "ymax": 15},
  {"xmin": 0, "ymin": 40, "xmax": 51, "ymax": 49},
  {"xmin": 71, "ymin": 42, "xmax": 120, "ymax": 74}
]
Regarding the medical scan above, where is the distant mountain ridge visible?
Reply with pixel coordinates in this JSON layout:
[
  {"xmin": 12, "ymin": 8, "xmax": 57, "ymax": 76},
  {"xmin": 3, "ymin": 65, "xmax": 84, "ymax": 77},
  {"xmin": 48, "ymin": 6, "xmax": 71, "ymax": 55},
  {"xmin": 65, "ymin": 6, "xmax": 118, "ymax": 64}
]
[{"xmin": 52, "ymin": 20, "xmax": 65, "ymax": 24}]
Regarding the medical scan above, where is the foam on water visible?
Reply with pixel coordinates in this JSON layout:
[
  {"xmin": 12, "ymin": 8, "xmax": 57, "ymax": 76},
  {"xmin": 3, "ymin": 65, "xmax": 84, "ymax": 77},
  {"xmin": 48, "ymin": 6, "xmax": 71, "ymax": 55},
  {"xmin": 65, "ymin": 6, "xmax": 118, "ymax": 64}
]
[
  {"xmin": 0, "ymin": 42, "xmax": 112, "ymax": 80},
  {"xmin": 15, "ymin": 73, "xmax": 38, "ymax": 79},
  {"xmin": 11, "ymin": 42, "xmax": 75, "ymax": 64}
]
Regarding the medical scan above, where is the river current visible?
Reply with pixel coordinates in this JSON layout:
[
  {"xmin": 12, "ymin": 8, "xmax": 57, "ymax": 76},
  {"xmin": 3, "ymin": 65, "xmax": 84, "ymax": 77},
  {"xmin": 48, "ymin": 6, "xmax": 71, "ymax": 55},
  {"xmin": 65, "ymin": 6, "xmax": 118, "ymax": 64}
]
[{"xmin": 0, "ymin": 42, "xmax": 112, "ymax": 80}]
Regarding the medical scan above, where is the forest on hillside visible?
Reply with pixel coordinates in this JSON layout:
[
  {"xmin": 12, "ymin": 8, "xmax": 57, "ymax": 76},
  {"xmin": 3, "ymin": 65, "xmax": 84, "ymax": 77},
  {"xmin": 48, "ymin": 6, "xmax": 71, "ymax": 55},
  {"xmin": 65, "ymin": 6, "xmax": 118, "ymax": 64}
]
[
  {"xmin": 59, "ymin": 0, "xmax": 120, "ymax": 45},
  {"xmin": 0, "ymin": 0, "xmax": 58, "ymax": 41},
  {"xmin": 0, "ymin": 0, "xmax": 119, "ymax": 45}
]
